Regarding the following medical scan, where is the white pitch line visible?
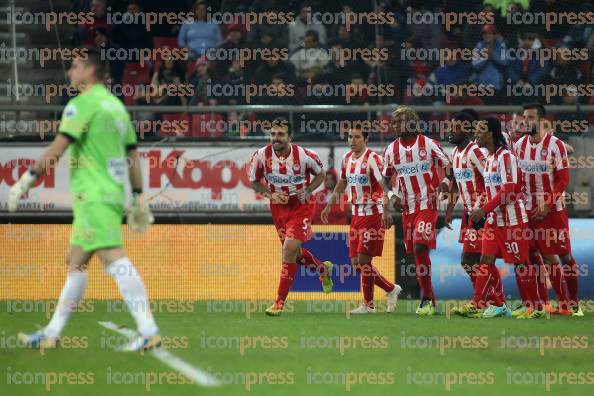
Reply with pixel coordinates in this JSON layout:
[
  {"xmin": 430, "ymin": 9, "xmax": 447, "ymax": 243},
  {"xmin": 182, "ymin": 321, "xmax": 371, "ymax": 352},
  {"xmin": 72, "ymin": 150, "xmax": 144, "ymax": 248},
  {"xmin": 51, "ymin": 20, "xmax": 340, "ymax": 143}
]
[{"xmin": 97, "ymin": 321, "xmax": 221, "ymax": 388}]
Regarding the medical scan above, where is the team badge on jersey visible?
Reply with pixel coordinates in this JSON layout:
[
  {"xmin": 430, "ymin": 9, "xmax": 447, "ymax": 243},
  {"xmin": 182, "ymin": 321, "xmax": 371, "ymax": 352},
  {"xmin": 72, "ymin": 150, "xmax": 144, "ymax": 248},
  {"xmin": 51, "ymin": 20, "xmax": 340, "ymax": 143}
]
[
  {"xmin": 541, "ymin": 149, "xmax": 548, "ymax": 159},
  {"xmin": 293, "ymin": 163, "xmax": 301, "ymax": 172},
  {"xmin": 361, "ymin": 162, "xmax": 367, "ymax": 169},
  {"xmin": 419, "ymin": 149, "xmax": 427, "ymax": 159}
]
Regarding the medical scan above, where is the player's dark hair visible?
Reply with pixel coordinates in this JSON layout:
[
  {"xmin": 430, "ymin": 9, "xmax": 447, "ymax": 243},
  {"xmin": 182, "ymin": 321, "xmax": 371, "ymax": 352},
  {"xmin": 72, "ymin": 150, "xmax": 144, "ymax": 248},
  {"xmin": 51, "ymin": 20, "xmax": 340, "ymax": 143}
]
[
  {"xmin": 452, "ymin": 112, "xmax": 475, "ymax": 136},
  {"xmin": 452, "ymin": 112, "xmax": 474, "ymax": 123},
  {"xmin": 484, "ymin": 116, "xmax": 507, "ymax": 152},
  {"xmin": 460, "ymin": 108, "xmax": 479, "ymax": 122},
  {"xmin": 82, "ymin": 47, "xmax": 107, "ymax": 79},
  {"xmin": 523, "ymin": 102, "xmax": 546, "ymax": 117},
  {"xmin": 271, "ymin": 117, "xmax": 290, "ymax": 134}
]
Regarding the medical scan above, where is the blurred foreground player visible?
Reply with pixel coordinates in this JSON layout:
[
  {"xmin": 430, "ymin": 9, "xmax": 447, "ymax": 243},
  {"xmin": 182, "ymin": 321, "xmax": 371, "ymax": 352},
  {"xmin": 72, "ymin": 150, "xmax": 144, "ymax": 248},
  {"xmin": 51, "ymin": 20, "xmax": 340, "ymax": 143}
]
[
  {"xmin": 9, "ymin": 49, "xmax": 161, "ymax": 350},
  {"xmin": 321, "ymin": 128, "xmax": 401, "ymax": 314},
  {"xmin": 382, "ymin": 106, "xmax": 450, "ymax": 315},
  {"xmin": 248, "ymin": 119, "xmax": 333, "ymax": 316}
]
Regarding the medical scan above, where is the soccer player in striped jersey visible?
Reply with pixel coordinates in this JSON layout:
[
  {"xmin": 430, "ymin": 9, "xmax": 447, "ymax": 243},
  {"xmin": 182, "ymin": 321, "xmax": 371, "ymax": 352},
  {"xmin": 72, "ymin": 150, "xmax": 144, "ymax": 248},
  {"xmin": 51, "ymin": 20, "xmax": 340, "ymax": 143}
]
[
  {"xmin": 515, "ymin": 103, "xmax": 583, "ymax": 317},
  {"xmin": 248, "ymin": 118, "xmax": 333, "ymax": 316},
  {"xmin": 444, "ymin": 113, "xmax": 504, "ymax": 314},
  {"xmin": 465, "ymin": 117, "xmax": 545, "ymax": 319},
  {"xmin": 382, "ymin": 106, "xmax": 450, "ymax": 316},
  {"xmin": 321, "ymin": 128, "xmax": 401, "ymax": 314}
]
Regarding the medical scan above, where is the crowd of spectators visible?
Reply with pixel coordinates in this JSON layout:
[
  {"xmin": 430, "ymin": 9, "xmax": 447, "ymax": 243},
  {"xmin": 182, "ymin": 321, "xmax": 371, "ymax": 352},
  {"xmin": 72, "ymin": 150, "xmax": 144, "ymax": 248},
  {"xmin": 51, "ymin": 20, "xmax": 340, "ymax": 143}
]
[{"xmin": 68, "ymin": 0, "xmax": 593, "ymax": 139}]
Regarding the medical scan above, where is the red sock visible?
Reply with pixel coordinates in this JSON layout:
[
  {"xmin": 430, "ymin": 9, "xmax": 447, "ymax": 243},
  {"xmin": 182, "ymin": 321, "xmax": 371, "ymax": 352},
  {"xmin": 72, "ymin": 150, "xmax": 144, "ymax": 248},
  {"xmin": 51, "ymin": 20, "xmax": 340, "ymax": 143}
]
[
  {"xmin": 463, "ymin": 263, "xmax": 478, "ymax": 286},
  {"xmin": 473, "ymin": 263, "xmax": 493, "ymax": 308},
  {"xmin": 372, "ymin": 265, "xmax": 395, "ymax": 292},
  {"xmin": 358, "ymin": 263, "xmax": 375, "ymax": 308},
  {"xmin": 562, "ymin": 257, "xmax": 579, "ymax": 307},
  {"xmin": 414, "ymin": 249, "xmax": 434, "ymax": 304},
  {"xmin": 276, "ymin": 262, "xmax": 297, "ymax": 306},
  {"xmin": 486, "ymin": 266, "xmax": 505, "ymax": 306},
  {"xmin": 545, "ymin": 260, "xmax": 568, "ymax": 308},
  {"xmin": 514, "ymin": 263, "xmax": 542, "ymax": 311},
  {"xmin": 533, "ymin": 255, "xmax": 550, "ymax": 305},
  {"xmin": 299, "ymin": 248, "xmax": 326, "ymax": 277}
]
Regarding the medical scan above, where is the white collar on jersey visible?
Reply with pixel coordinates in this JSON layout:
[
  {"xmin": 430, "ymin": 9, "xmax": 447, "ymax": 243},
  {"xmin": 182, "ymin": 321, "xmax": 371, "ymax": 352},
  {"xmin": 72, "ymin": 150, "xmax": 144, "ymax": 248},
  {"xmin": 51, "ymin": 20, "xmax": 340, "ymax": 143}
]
[{"xmin": 274, "ymin": 144, "xmax": 293, "ymax": 161}]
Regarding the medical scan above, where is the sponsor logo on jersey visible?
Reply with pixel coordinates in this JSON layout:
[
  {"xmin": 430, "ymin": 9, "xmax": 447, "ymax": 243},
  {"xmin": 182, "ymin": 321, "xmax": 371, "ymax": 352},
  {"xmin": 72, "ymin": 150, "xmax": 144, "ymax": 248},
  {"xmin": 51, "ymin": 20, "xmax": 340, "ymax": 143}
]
[
  {"xmin": 395, "ymin": 161, "xmax": 431, "ymax": 176},
  {"xmin": 484, "ymin": 172, "xmax": 502, "ymax": 184},
  {"xmin": 519, "ymin": 160, "xmax": 548, "ymax": 174},
  {"xmin": 266, "ymin": 174, "xmax": 305, "ymax": 184},
  {"xmin": 346, "ymin": 175, "xmax": 370, "ymax": 185},
  {"xmin": 453, "ymin": 168, "xmax": 474, "ymax": 181},
  {"xmin": 64, "ymin": 104, "xmax": 77, "ymax": 118}
]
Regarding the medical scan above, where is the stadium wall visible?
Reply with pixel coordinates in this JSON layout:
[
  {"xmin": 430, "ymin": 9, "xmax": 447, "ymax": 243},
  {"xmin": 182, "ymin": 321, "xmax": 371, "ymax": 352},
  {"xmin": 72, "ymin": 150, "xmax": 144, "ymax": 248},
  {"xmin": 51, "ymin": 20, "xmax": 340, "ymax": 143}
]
[{"xmin": 0, "ymin": 224, "xmax": 395, "ymax": 301}]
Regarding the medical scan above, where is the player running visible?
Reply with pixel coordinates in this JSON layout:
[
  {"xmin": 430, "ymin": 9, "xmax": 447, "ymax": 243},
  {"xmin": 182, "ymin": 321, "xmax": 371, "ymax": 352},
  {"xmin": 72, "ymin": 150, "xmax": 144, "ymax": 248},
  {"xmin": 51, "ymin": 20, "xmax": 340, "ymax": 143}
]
[
  {"xmin": 515, "ymin": 103, "xmax": 583, "ymax": 317},
  {"xmin": 320, "ymin": 127, "xmax": 401, "ymax": 314},
  {"xmin": 463, "ymin": 117, "xmax": 544, "ymax": 319},
  {"xmin": 382, "ymin": 106, "xmax": 450, "ymax": 316},
  {"xmin": 9, "ymin": 49, "xmax": 161, "ymax": 350},
  {"xmin": 444, "ymin": 113, "xmax": 503, "ymax": 314},
  {"xmin": 248, "ymin": 118, "xmax": 333, "ymax": 316}
]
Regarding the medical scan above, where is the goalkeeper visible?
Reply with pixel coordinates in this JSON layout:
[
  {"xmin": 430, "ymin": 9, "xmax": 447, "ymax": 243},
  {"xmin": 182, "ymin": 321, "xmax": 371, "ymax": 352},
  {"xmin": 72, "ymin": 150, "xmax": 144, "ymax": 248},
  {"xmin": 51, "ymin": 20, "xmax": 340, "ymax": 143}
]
[{"xmin": 9, "ymin": 48, "xmax": 160, "ymax": 352}]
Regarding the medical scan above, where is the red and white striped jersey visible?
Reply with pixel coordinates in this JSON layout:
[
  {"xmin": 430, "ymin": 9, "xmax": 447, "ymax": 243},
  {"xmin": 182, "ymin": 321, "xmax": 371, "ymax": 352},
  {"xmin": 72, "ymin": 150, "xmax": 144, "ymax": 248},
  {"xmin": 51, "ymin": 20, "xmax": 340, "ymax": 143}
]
[
  {"xmin": 248, "ymin": 144, "xmax": 324, "ymax": 197},
  {"xmin": 514, "ymin": 133, "xmax": 568, "ymax": 212},
  {"xmin": 451, "ymin": 141, "xmax": 487, "ymax": 212},
  {"xmin": 382, "ymin": 134, "xmax": 450, "ymax": 214},
  {"xmin": 483, "ymin": 147, "xmax": 528, "ymax": 226},
  {"xmin": 340, "ymin": 148, "xmax": 384, "ymax": 216}
]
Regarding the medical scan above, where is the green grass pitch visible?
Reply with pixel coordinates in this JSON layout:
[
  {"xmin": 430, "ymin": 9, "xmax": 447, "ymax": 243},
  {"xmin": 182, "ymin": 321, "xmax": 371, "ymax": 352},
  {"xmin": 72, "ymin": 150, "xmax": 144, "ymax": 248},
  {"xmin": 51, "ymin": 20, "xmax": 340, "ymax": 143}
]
[{"xmin": 1, "ymin": 300, "xmax": 593, "ymax": 396}]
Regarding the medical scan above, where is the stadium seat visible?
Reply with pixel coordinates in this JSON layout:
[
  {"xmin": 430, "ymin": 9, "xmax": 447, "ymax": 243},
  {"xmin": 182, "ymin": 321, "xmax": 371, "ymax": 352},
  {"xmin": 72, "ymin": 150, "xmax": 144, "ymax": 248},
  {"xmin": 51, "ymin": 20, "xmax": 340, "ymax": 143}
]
[
  {"xmin": 152, "ymin": 37, "xmax": 181, "ymax": 75},
  {"xmin": 152, "ymin": 36, "xmax": 179, "ymax": 50},
  {"xmin": 186, "ymin": 60, "xmax": 198, "ymax": 78},
  {"xmin": 191, "ymin": 113, "xmax": 225, "ymax": 138},
  {"xmin": 122, "ymin": 62, "xmax": 150, "ymax": 106},
  {"xmin": 160, "ymin": 113, "xmax": 190, "ymax": 137}
]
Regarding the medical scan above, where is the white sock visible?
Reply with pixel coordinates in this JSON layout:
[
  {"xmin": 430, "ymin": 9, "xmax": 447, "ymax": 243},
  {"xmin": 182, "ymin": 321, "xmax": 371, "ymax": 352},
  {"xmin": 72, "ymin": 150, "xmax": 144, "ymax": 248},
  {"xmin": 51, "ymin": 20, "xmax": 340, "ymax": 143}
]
[
  {"xmin": 44, "ymin": 272, "xmax": 88, "ymax": 338},
  {"xmin": 106, "ymin": 257, "xmax": 159, "ymax": 337}
]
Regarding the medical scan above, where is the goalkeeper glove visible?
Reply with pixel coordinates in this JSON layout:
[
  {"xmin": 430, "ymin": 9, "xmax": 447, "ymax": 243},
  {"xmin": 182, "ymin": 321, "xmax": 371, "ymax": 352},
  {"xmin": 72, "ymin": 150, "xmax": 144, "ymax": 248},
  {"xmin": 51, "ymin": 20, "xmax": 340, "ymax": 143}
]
[
  {"xmin": 8, "ymin": 170, "xmax": 38, "ymax": 212},
  {"xmin": 127, "ymin": 193, "xmax": 154, "ymax": 232}
]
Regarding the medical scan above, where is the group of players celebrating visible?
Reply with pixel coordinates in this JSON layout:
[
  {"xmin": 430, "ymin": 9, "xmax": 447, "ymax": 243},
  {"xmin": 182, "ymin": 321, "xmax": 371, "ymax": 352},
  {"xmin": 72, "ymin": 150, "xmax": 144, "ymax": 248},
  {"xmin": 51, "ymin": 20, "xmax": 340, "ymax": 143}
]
[
  {"xmin": 7, "ymin": 51, "xmax": 584, "ymax": 353},
  {"xmin": 250, "ymin": 104, "xmax": 583, "ymax": 319}
]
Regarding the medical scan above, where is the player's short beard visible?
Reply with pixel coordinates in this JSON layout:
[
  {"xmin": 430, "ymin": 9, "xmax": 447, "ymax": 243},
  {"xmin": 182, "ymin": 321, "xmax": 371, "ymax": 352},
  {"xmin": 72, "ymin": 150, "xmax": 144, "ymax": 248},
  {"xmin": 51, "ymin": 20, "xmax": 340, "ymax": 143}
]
[{"xmin": 529, "ymin": 124, "xmax": 539, "ymax": 136}]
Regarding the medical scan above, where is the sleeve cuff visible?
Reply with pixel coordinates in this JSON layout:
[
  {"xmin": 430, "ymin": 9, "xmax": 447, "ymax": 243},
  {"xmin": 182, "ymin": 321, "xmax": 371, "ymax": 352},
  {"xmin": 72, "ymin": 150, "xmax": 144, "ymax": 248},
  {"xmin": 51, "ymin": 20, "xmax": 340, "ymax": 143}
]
[{"xmin": 58, "ymin": 132, "xmax": 75, "ymax": 142}]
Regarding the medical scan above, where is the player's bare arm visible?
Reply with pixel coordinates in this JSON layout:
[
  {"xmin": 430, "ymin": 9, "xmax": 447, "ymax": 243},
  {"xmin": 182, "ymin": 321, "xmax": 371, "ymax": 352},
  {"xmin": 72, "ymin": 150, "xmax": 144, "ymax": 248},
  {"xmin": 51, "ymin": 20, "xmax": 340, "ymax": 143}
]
[
  {"xmin": 250, "ymin": 180, "xmax": 288, "ymax": 204},
  {"xmin": 8, "ymin": 134, "xmax": 71, "ymax": 212},
  {"xmin": 444, "ymin": 168, "xmax": 459, "ymax": 230},
  {"xmin": 297, "ymin": 169, "xmax": 326, "ymax": 204},
  {"xmin": 321, "ymin": 179, "xmax": 346, "ymax": 224},
  {"xmin": 383, "ymin": 176, "xmax": 403, "ymax": 213}
]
